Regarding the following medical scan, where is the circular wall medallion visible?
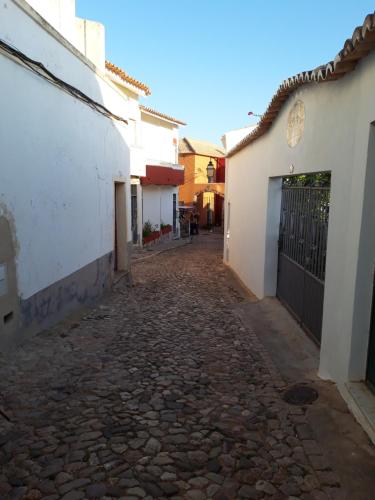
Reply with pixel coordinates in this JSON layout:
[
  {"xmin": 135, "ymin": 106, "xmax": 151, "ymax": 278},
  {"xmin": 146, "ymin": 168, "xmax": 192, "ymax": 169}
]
[{"xmin": 287, "ymin": 100, "xmax": 305, "ymax": 148}]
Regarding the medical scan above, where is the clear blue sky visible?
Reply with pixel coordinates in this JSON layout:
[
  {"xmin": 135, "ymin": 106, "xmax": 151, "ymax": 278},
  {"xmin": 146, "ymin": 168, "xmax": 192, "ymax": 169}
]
[{"xmin": 76, "ymin": 0, "xmax": 374, "ymax": 145}]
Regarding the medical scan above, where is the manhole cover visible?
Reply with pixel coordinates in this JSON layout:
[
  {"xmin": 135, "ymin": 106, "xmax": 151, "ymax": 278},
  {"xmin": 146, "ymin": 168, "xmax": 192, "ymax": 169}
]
[{"xmin": 283, "ymin": 384, "xmax": 318, "ymax": 405}]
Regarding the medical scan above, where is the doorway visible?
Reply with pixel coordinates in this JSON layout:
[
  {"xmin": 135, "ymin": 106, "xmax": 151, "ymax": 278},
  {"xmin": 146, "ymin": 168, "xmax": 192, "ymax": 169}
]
[
  {"xmin": 214, "ymin": 193, "xmax": 224, "ymax": 228},
  {"xmin": 114, "ymin": 182, "xmax": 127, "ymax": 271}
]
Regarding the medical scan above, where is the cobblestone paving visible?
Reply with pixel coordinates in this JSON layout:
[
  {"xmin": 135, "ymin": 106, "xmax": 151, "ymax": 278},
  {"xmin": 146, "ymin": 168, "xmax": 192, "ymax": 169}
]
[{"xmin": 0, "ymin": 235, "xmax": 344, "ymax": 500}]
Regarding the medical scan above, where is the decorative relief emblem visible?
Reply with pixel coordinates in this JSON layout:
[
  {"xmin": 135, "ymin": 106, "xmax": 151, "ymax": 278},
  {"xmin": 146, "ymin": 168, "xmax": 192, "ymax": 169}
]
[{"xmin": 287, "ymin": 100, "xmax": 305, "ymax": 148}]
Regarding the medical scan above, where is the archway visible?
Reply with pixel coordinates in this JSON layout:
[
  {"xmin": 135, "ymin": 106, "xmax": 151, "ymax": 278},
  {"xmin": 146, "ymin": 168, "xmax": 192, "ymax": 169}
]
[{"xmin": 194, "ymin": 188, "xmax": 224, "ymax": 229}]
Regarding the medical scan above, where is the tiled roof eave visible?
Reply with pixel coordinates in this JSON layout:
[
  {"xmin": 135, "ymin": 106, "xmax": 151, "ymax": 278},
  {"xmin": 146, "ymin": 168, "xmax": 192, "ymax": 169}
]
[
  {"xmin": 105, "ymin": 61, "xmax": 151, "ymax": 96},
  {"xmin": 106, "ymin": 70, "xmax": 146, "ymax": 96},
  {"xmin": 179, "ymin": 137, "xmax": 226, "ymax": 157},
  {"xmin": 140, "ymin": 105, "xmax": 186, "ymax": 126},
  {"xmin": 227, "ymin": 11, "xmax": 375, "ymax": 158}
]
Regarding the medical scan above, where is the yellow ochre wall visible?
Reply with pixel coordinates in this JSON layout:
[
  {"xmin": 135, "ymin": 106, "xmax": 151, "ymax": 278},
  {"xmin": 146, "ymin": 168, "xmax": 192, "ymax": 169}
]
[{"xmin": 179, "ymin": 154, "xmax": 224, "ymax": 204}]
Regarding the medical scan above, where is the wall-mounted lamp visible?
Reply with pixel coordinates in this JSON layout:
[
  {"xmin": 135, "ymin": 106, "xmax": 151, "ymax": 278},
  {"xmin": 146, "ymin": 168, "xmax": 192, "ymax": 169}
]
[{"xmin": 206, "ymin": 159, "xmax": 215, "ymax": 183}]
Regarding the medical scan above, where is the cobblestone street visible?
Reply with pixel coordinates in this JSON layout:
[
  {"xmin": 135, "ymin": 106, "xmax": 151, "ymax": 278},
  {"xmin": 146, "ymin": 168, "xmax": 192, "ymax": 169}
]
[{"xmin": 0, "ymin": 235, "xmax": 348, "ymax": 499}]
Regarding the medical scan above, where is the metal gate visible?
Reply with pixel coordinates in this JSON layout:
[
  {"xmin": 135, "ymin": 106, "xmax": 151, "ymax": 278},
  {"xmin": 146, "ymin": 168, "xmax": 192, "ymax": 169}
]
[
  {"xmin": 173, "ymin": 193, "xmax": 177, "ymax": 234},
  {"xmin": 131, "ymin": 184, "xmax": 138, "ymax": 244},
  {"xmin": 277, "ymin": 181, "xmax": 330, "ymax": 343}
]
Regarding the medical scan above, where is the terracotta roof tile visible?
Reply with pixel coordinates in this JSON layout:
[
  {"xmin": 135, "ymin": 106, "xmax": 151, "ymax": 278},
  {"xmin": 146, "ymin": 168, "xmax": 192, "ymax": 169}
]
[
  {"xmin": 140, "ymin": 105, "xmax": 186, "ymax": 126},
  {"xmin": 227, "ymin": 11, "xmax": 375, "ymax": 157},
  {"xmin": 178, "ymin": 138, "xmax": 194, "ymax": 154},
  {"xmin": 105, "ymin": 61, "xmax": 151, "ymax": 96},
  {"xmin": 179, "ymin": 137, "xmax": 226, "ymax": 158}
]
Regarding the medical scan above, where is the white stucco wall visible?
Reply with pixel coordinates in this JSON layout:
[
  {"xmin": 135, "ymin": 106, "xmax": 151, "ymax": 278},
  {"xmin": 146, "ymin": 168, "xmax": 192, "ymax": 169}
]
[
  {"xmin": 140, "ymin": 112, "xmax": 181, "ymax": 237},
  {"xmin": 26, "ymin": 0, "xmax": 106, "ymax": 71},
  {"xmin": 106, "ymin": 79, "xmax": 146, "ymax": 178},
  {"xmin": 141, "ymin": 113, "xmax": 179, "ymax": 165},
  {"xmin": 161, "ymin": 187, "xmax": 178, "ymax": 227},
  {"xmin": 75, "ymin": 17, "xmax": 105, "ymax": 71},
  {"xmin": 142, "ymin": 186, "xmax": 178, "ymax": 230},
  {"xmin": 128, "ymin": 104, "xmax": 146, "ymax": 178},
  {"xmin": 225, "ymin": 50, "xmax": 375, "ymax": 384},
  {"xmin": 222, "ymin": 125, "xmax": 257, "ymax": 152},
  {"xmin": 142, "ymin": 186, "xmax": 162, "ymax": 229},
  {"xmin": 0, "ymin": 0, "xmax": 132, "ymax": 300},
  {"xmin": 25, "ymin": 0, "xmax": 76, "ymax": 45}
]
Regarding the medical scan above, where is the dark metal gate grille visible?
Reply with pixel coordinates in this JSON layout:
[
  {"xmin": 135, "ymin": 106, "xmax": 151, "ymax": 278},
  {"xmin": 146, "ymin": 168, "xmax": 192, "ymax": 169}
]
[
  {"xmin": 173, "ymin": 194, "xmax": 177, "ymax": 234},
  {"xmin": 131, "ymin": 184, "xmax": 138, "ymax": 244},
  {"xmin": 277, "ymin": 185, "xmax": 330, "ymax": 343}
]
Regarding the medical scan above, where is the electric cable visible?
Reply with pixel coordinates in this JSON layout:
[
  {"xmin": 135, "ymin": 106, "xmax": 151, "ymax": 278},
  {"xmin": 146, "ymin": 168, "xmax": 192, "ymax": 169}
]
[{"xmin": 0, "ymin": 38, "xmax": 128, "ymax": 125}]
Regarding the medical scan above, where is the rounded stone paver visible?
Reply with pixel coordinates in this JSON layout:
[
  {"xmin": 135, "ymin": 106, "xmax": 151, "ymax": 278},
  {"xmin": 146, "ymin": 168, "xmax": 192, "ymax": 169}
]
[{"xmin": 0, "ymin": 235, "xmax": 344, "ymax": 499}]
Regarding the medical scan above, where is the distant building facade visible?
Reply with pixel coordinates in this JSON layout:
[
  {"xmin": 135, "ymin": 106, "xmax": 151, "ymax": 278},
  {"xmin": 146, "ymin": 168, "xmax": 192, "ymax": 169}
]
[
  {"xmin": 140, "ymin": 106, "xmax": 185, "ymax": 240},
  {"xmin": 179, "ymin": 138, "xmax": 226, "ymax": 228},
  {"xmin": 106, "ymin": 61, "xmax": 186, "ymax": 245}
]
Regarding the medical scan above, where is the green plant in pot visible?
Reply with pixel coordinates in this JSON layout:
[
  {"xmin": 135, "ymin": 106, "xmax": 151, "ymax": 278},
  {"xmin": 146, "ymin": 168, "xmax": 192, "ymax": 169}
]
[{"xmin": 143, "ymin": 220, "xmax": 154, "ymax": 238}]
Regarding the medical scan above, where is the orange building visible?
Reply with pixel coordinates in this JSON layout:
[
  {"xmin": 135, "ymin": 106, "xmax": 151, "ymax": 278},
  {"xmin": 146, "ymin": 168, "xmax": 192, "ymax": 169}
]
[{"xmin": 178, "ymin": 138, "xmax": 226, "ymax": 228}]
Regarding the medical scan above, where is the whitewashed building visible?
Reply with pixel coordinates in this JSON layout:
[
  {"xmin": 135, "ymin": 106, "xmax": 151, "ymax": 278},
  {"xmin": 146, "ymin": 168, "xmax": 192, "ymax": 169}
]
[
  {"xmin": 225, "ymin": 13, "xmax": 375, "ymax": 440},
  {"xmin": 0, "ymin": 0, "xmax": 134, "ymax": 348},
  {"xmin": 105, "ymin": 65, "xmax": 186, "ymax": 245},
  {"xmin": 140, "ymin": 105, "xmax": 185, "ymax": 240},
  {"xmin": 104, "ymin": 62, "xmax": 149, "ymax": 245},
  {"xmin": 221, "ymin": 125, "xmax": 257, "ymax": 153}
]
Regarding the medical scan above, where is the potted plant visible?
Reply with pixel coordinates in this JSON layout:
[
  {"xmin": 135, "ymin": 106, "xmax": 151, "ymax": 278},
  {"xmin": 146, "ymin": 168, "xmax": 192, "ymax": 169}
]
[
  {"xmin": 160, "ymin": 222, "xmax": 172, "ymax": 235},
  {"xmin": 143, "ymin": 221, "xmax": 160, "ymax": 245}
]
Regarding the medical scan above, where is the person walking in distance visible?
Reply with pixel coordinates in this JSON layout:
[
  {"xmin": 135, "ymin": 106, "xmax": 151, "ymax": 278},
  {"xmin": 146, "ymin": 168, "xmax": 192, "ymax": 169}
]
[{"xmin": 193, "ymin": 210, "xmax": 199, "ymax": 235}]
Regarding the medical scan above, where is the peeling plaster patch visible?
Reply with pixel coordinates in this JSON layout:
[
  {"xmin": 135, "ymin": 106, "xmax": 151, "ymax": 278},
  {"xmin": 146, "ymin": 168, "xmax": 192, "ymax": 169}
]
[
  {"xmin": 19, "ymin": 251, "xmax": 113, "ymax": 333},
  {"xmin": 0, "ymin": 201, "xmax": 20, "ymax": 257},
  {"xmin": 0, "ymin": 211, "xmax": 20, "ymax": 342},
  {"xmin": 287, "ymin": 100, "xmax": 305, "ymax": 148}
]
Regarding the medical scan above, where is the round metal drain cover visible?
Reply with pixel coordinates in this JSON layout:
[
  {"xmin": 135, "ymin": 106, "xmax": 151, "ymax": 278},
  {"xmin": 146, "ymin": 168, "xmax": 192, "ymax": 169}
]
[{"xmin": 283, "ymin": 384, "xmax": 318, "ymax": 406}]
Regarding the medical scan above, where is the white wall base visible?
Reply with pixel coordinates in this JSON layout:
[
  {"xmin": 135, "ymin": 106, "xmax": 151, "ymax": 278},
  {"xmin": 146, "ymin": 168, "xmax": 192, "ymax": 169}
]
[{"xmin": 338, "ymin": 382, "xmax": 375, "ymax": 445}]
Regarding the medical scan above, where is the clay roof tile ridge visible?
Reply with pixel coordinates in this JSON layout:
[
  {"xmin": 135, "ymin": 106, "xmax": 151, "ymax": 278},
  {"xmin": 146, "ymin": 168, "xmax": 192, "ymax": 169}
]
[{"xmin": 105, "ymin": 61, "xmax": 151, "ymax": 96}]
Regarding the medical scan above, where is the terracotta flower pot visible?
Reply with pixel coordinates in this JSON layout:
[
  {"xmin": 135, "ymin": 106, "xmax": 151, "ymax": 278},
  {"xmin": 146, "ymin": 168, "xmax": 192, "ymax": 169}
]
[
  {"xmin": 143, "ymin": 231, "xmax": 160, "ymax": 245},
  {"xmin": 161, "ymin": 226, "xmax": 172, "ymax": 235}
]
